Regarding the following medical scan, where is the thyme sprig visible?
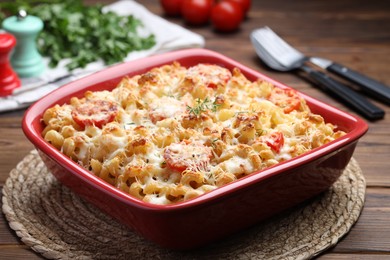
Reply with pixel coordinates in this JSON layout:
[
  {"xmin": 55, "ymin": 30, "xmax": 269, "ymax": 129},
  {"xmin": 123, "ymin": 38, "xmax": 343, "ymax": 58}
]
[{"xmin": 187, "ymin": 97, "xmax": 220, "ymax": 116}]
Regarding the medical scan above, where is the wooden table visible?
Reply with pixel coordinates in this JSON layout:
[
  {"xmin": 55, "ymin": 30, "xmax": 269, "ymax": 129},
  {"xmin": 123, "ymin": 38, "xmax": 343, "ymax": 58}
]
[{"xmin": 1, "ymin": 0, "xmax": 389, "ymax": 258}]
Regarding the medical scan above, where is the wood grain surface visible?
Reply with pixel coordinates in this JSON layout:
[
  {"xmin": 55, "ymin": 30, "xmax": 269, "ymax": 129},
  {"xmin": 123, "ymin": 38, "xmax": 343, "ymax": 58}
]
[{"xmin": 1, "ymin": 0, "xmax": 389, "ymax": 259}]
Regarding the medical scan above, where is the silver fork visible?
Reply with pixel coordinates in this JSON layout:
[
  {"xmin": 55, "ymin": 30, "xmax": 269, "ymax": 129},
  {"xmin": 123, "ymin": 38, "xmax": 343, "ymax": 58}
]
[
  {"xmin": 252, "ymin": 26, "xmax": 390, "ymax": 106},
  {"xmin": 250, "ymin": 27, "xmax": 385, "ymax": 120},
  {"xmin": 252, "ymin": 27, "xmax": 306, "ymax": 70}
]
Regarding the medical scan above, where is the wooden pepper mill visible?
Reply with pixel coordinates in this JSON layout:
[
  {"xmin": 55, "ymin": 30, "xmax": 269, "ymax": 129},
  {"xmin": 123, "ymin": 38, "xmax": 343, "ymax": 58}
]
[
  {"xmin": 2, "ymin": 10, "xmax": 45, "ymax": 78},
  {"xmin": 0, "ymin": 33, "xmax": 21, "ymax": 96}
]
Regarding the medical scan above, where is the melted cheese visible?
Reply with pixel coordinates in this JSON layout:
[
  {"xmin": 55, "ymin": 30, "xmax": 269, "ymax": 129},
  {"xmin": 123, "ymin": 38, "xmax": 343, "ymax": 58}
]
[
  {"xmin": 222, "ymin": 156, "xmax": 254, "ymax": 175},
  {"xmin": 42, "ymin": 62, "xmax": 345, "ymax": 205}
]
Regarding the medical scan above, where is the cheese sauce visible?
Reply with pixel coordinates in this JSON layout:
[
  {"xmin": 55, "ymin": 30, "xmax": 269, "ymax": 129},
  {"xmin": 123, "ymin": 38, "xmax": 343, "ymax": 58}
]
[{"xmin": 42, "ymin": 62, "xmax": 346, "ymax": 205}]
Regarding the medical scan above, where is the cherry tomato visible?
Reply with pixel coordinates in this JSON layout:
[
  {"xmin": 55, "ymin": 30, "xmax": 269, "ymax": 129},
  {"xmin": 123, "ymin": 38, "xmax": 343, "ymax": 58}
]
[
  {"xmin": 225, "ymin": 0, "xmax": 251, "ymax": 15},
  {"xmin": 163, "ymin": 141, "xmax": 212, "ymax": 172},
  {"xmin": 182, "ymin": 0, "xmax": 213, "ymax": 26},
  {"xmin": 186, "ymin": 64, "xmax": 232, "ymax": 88},
  {"xmin": 262, "ymin": 131, "xmax": 284, "ymax": 153},
  {"xmin": 71, "ymin": 99, "xmax": 118, "ymax": 128},
  {"xmin": 211, "ymin": 1, "xmax": 243, "ymax": 32},
  {"xmin": 268, "ymin": 88, "xmax": 301, "ymax": 113},
  {"xmin": 160, "ymin": 0, "xmax": 183, "ymax": 16}
]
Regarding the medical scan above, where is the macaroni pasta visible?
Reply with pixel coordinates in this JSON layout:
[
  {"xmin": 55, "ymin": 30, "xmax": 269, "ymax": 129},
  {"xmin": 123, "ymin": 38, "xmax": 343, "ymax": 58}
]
[{"xmin": 42, "ymin": 62, "xmax": 345, "ymax": 205}]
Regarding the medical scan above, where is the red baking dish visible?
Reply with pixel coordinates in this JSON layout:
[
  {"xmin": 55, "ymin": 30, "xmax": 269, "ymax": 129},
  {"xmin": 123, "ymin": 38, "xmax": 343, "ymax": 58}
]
[{"xmin": 22, "ymin": 48, "xmax": 368, "ymax": 250}]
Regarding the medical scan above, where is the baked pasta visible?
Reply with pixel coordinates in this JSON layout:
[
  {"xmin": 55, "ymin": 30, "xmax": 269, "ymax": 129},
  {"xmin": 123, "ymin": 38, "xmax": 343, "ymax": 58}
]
[{"xmin": 42, "ymin": 62, "xmax": 345, "ymax": 205}]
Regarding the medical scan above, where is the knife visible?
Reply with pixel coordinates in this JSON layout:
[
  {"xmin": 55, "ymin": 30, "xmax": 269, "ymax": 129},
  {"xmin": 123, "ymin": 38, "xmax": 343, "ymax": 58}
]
[
  {"xmin": 310, "ymin": 57, "xmax": 390, "ymax": 105},
  {"xmin": 12, "ymin": 69, "xmax": 97, "ymax": 96}
]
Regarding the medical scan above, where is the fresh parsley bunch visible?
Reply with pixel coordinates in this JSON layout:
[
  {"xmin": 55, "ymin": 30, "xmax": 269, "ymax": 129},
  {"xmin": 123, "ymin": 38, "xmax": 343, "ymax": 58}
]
[{"xmin": 0, "ymin": 0, "xmax": 156, "ymax": 70}]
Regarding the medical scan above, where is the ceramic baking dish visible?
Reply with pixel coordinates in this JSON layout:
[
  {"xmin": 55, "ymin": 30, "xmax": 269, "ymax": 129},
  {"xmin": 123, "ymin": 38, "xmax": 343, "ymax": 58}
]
[{"xmin": 22, "ymin": 48, "xmax": 368, "ymax": 249}]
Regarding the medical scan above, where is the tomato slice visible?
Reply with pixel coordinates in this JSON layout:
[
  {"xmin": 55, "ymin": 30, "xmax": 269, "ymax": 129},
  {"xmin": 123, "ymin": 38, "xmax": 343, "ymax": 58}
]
[
  {"xmin": 71, "ymin": 99, "xmax": 118, "ymax": 128},
  {"xmin": 163, "ymin": 141, "xmax": 212, "ymax": 172},
  {"xmin": 268, "ymin": 88, "xmax": 301, "ymax": 113},
  {"xmin": 261, "ymin": 131, "xmax": 284, "ymax": 153},
  {"xmin": 187, "ymin": 64, "xmax": 232, "ymax": 89}
]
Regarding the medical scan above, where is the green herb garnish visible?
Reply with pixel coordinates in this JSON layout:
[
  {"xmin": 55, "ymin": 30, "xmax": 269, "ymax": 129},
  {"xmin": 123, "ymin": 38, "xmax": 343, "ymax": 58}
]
[
  {"xmin": 211, "ymin": 138, "xmax": 219, "ymax": 148},
  {"xmin": 0, "ymin": 0, "xmax": 156, "ymax": 70},
  {"xmin": 255, "ymin": 129, "xmax": 265, "ymax": 136},
  {"xmin": 187, "ymin": 97, "xmax": 220, "ymax": 116}
]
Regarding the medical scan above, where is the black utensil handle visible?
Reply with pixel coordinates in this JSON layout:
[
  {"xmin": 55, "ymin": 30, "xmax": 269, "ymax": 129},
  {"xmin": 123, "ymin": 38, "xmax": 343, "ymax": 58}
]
[
  {"xmin": 327, "ymin": 62, "xmax": 390, "ymax": 105},
  {"xmin": 307, "ymin": 69, "xmax": 385, "ymax": 120}
]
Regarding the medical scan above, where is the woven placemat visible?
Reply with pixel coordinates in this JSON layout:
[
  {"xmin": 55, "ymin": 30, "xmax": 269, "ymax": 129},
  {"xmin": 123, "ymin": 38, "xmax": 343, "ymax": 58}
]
[{"xmin": 2, "ymin": 150, "xmax": 365, "ymax": 260}]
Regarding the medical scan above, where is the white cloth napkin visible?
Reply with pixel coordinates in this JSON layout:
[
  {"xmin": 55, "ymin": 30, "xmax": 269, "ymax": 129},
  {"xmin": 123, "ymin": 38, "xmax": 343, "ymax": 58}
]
[{"xmin": 0, "ymin": 0, "xmax": 204, "ymax": 113}]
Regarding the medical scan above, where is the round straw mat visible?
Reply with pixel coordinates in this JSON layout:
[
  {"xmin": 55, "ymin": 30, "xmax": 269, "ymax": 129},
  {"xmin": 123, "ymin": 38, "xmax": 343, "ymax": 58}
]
[{"xmin": 2, "ymin": 150, "xmax": 365, "ymax": 260}]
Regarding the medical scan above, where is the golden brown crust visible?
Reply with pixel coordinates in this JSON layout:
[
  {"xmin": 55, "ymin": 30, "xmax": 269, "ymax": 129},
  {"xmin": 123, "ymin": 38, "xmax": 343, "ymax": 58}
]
[{"xmin": 41, "ymin": 63, "xmax": 345, "ymax": 205}]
